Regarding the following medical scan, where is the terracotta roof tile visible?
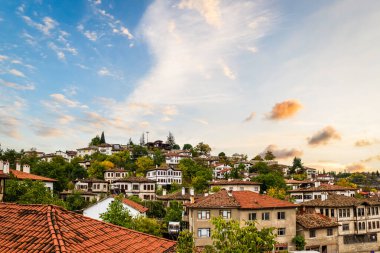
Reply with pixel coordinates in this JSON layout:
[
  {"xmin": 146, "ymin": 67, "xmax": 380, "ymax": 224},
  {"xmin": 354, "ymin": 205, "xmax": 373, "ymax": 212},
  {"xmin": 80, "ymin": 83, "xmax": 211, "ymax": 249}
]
[
  {"xmin": 232, "ymin": 191, "xmax": 297, "ymax": 209},
  {"xmin": 10, "ymin": 169, "xmax": 57, "ymax": 182},
  {"xmin": 297, "ymin": 213, "xmax": 339, "ymax": 229},
  {"xmin": 289, "ymin": 184, "xmax": 356, "ymax": 193},
  {"xmin": 122, "ymin": 198, "xmax": 148, "ymax": 213},
  {"xmin": 187, "ymin": 190, "xmax": 297, "ymax": 210},
  {"xmin": 115, "ymin": 176, "xmax": 155, "ymax": 183},
  {"xmin": 0, "ymin": 203, "xmax": 176, "ymax": 252},
  {"xmin": 301, "ymin": 194, "xmax": 380, "ymax": 207},
  {"xmin": 157, "ymin": 191, "xmax": 202, "ymax": 201}
]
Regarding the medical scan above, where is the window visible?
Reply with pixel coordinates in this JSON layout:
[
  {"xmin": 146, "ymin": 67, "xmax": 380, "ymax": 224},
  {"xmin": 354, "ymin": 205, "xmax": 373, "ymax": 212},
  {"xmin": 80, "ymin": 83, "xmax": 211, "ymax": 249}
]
[
  {"xmin": 219, "ymin": 210, "xmax": 231, "ymax": 219},
  {"xmin": 320, "ymin": 209, "xmax": 324, "ymax": 215},
  {"xmin": 133, "ymin": 185, "xmax": 139, "ymax": 190},
  {"xmin": 198, "ymin": 210, "xmax": 210, "ymax": 220},
  {"xmin": 277, "ymin": 212, "xmax": 285, "ymax": 220},
  {"xmin": 197, "ymin": 228, "xmax": 210, "ymax": 238},
  {"xmin": 331, "ymin": 209, "xmax": 335, "ymax": 217},
  {"xmin": 304, "ymin": 195, "xmax": 312, "ymax": 199},
  {"xmin": 343, "ymin": 223, "xmax": 349, "ymax": 231},
  {"xmin": 327, "ymin": 228, "xmax": 333, "ymax": 236},
  {"xmin": 325, "ymin": 209, "xmax": 329, "ymax": 217},
  {"xmin": 248, "ymin": 213, "xmax": 257, "ymax": 221},
  {"xmin": 262, "ymin": 212, "xmax": 270, "ymax": 221},
  {"xmin": 309, "ymin": 230, "xmax": 316, "ymax": 238},
  {"xmin": 277, "ymin": 228, "xmax": 286, "ymax": 236},
  {"xmin": 240, "ymin": 187, "xmax": 244, "ymax": 191},
  {"xmin": 339, "ymin": 208, "xmax": 350, "ymax": 218},
  {"xmin": 369, "ymin": 222, "xmax": 372, "ymax": 229},
  {"xmin": 357, "ymin": 208, "xmax": 365, "ymax": 217}
]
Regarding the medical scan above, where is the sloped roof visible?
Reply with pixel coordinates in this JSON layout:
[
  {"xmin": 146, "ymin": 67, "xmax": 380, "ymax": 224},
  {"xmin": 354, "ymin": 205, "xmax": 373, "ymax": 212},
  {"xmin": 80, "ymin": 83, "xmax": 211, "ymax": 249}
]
[
  {"xmin": 232, "ymin": 191, "xmax": 297, "ymax": 209},
  {"xmin": 187, "ymin": 190, "xmax": 240, "ymax": 208},
  {"xmin": 122, "ymin": 198, "xmax": 149, "ymax": 213},
  {"xmin": 10, "ymin": 169, "xmax": 57, "ymax": 182},
  {"xmin": 0, "ymin": 203, "xmax": 176, "ymax": 252},
  {"xmin": 0, "ymin": 170, "xmax": 10, "ymax": 179},
  {"xmin": 187, "ymin": 190, "xmax": 297, "ymax": 210},
  {"xmin": 297, "ymin": 213, "xmax": 339, "ymax": 229},
  {"xmin": 289, "ymin": 184, "xmax": 356, "ymax": 193},
  {"xmin": 301, "ymin": 194, "xmax": 380, "ymax": 207},
  {"xmin": 210, "ymin": 180, "xmax": 261, "ymax": 186},
  {"xmin": 157, "ymin": 191, "xmax": 202, "ymax": 201}
]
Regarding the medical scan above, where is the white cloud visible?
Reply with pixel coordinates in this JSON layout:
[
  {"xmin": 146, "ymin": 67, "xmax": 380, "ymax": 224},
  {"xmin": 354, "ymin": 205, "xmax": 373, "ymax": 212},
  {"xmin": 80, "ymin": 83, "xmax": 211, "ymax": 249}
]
[
  {"xmin": 58, "ymin": 114, "xmax": 75, "ymax": 124},
  {"xmin": 8, "ymin": 69, "xmax": 26, "ymax": 78},
  {"xmin": 0, "ymin": 79, "xmax": 35, "ymax": 90},
  {"xmin": 22, "ymin": 16, "xmax": 58, "ymax": 35},
  {"xmin": 0, "ymin": 55, "xmax": 8, "ymax": 61},
  {"xmin": 113, "ymin": 26, "xmax": 134, "ymax": 39},
  {"xmin": 49, "ymin": 93, "xmax": 88, "ymax": 109},
  {"xmin": 98, "ymin": 67, "xmax": 111, "ymax": 76},
  {"xmin": 84, "ymin": 30, "xmax": 98, "ymax": 41},
  {"xmin": 178, "ymin": 0, "xmax": 222, "ymax": 28}
]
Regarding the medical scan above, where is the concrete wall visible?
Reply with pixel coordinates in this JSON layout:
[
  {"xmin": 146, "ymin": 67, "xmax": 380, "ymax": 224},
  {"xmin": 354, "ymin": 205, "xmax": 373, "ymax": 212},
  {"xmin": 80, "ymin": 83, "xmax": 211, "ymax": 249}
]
[{"xmin": 297, "ymin": 225, "xmax": 338, "ymax": 253}]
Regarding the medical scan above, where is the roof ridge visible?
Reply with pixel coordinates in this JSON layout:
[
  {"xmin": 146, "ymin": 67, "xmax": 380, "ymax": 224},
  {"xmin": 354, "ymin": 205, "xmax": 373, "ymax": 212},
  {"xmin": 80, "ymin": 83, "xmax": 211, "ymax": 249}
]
[{"xmin": 47, "ymin": 205, "xmax": 67, "ymax": 253}]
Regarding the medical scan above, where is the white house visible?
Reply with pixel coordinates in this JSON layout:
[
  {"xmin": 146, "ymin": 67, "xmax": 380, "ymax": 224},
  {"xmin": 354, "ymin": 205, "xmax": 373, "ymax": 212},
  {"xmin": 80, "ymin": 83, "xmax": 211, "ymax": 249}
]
[
  {"xmin": 74, "ymin": 178, "xmax": 109, "ymax": 195},
  {"xmin": 209, "ymin": 179, "xmax": 261, "ymax": 193},
  {"xmin": 97, "ymin": 143, "xmax": 113, "ymax": 155},
  {"xmin": 110, "ymin": 177, "xmax": 156, "ymax": 200},
  {"xmin": 83, "ymin": 196, "xmax": 148, "ymax": 220},
  {"xmin": 212, "ymin": 164, "xmax": 232, "ymax": 179},
  {"xmin": 55, "ymin": 150, "xmax": 77, "ymax": 162},
  {"xmin": 165, "ymin": 150, "xmax": 192, "ymax": 165},
  {"xmin": 76, "ymin": 147, "xmax": 98, "ymax": 157},
  {"xmin": 104, "ymin": 169, "xmax": 128, "ymax": 183},
  {"xmin": 146, "ymin": 165, "xmax": 182, "ymax": 186},
  {"xmin": 289, "ymin": 184, "xmax": 357, "ymax": 204}
]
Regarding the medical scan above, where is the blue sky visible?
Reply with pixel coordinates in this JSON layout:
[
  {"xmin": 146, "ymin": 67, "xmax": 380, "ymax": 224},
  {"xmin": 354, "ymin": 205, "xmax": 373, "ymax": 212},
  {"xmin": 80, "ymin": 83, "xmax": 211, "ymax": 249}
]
[{"xmin": 1, "ymin": 0, "xmax": 380, "ymax": 172}]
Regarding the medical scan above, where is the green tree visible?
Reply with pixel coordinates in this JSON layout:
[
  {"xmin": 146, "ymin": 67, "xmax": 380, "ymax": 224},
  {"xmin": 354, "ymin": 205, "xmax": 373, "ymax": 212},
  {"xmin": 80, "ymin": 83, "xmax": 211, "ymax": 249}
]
[
  {"xmin": 267, "ymin": 187, "xmax": 287, "ymax": 200},
  {"xmin": 100, "ymin": 195, "xmax": 133, "ymax": 228},
  {"xmin": 182, "ymin": 144, "xmax": 193, "ymax": 150},
  {"xmin": 164, "ymin": 201, "xmax": 183, "ymax": 223},
  {"xmin": 65, "ymin": 191, "xmax": 88, "ymax": 211},
  {"xmin": 172, "ymin": 144, "xmax": 181, "ymax": 150},
  {"xmin": 132, "ymin": 216, "xmax": 162, "ymax": 236},
  {"xmin": 166, "ymin": 132, "xmax": 176, "ymax": 149},
  {"xmin": 176, "ymin": 230, "xmax": 195, "ymax": 253},
  {"xmin": 253, "ymin": 172, "xmax": 286, "ymax": 193},
  {"xmin": 89, "ymin": 135, "xmax": 101, "ymax": 146},
  {"xmin": 153, "ymin": 150, "xmax": 165, "ymax": 166},
  {"xmin": 100, "ymin": 131, "xmax": 106, "ymax": 144},
  {"xmin": 250, "ymin": 161, "xmax": 270, "ymax": 174},
  {"xmin": 140, "ymin": 133, "xmax": 145, "ymax": 146},
  {"xmin": 144, "ymin": 200, "xmax": 166, "ymax": 218},
  {"xmin": 194, "ymin": 142, "xmax": 211, "ymax": 156},
  {"xmin": 5, "ymin": 179, "xmax": 65, "ymax": 207},
  {"xmin": 87, "ymin": 161, "xmax": 106, "ymax": 179},
  {"xmin": 106, "ymin": 150, "xmax": 132, "ymax": 168},
  {"xmin": 336, "ymin": 178, "xmax": 357, "ymax": 188},
  {"xmin": 136, "ymin": 156, "xmax": 154, "ymax": 175},
  {"xmin": 252, "ymin": 155, "xmax": 263, "ymax": 161},
  {"xmin": 131, "ymin": 145, "xmax": 148, "ymax": 159},
  {"xmin": 264, "ymin": 151, "xmax": 275, "ymax": 160},
  {"xmin": 292, "ymin": 235, "xmax": 306, "ymax": 250},
  {"xmin": 290, "ymin": 157, "xmax": 304, "ymax": 174},
  {"xmin": 211, "ymin": 216, "xmax": 276, "ymax": 253}
]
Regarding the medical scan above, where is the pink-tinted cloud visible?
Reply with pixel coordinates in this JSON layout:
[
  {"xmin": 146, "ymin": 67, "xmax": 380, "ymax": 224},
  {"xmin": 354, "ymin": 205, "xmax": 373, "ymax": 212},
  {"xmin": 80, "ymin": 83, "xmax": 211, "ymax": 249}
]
[
  {"xmin": 261, "ymin": 144, "xmax": 303, "ymax": 159},
  {"xmin": 346, "ymin": 163, "xmax": 366, "ymax": 173},
  {"xmin": 244, "ymin": 112, "xmax": 256, "ymax": 122}
]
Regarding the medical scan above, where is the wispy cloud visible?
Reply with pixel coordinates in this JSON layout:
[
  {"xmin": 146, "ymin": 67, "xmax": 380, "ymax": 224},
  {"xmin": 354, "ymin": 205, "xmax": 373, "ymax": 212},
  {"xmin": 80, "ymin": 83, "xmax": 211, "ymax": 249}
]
[
  {"xmin": 0, "ymin": 79, "xmax": 35, "ymax": 90},
  {"xmin": 97, "ymin": 67, "xmax": 122, "ymax": 79},
  {"xmin": 84, "ymin": 30, "xmax": 98, "ymax": 41},
  {"xmin": 49, "ymin": 93, "xmax": 88, "ymax": 108},
  {"xmin": 267, "ymin": 100, "xmax": 303, "ymax": 120},
  {"xmin": 8, "ymin": 69, "xmax": 26, "ymax": 78},
  {"xmin": 308, "ymin": 126, "xmax": 341, "ymax": 146},
  {"xmin": 0, "ymin": 55, "xmax": 8, "ymax": 61},
  {"xmin": 244, "ymin": 112, "xmax": 255, "ymax": 122},
  {"xmin": 361, "ymin": 154, "xmax": 380, "ymax": 163},
  {"xmin": 355, "ymin": 138, "xmax": 379, "ymax": 147},
  {"xmin": 22, "ymin": 16, "xmax": 58, "ymax": 36},
  {"xmin": 346, "ymin": 163, "xmax": 366, "ymax": 173},
  {"xmin": 261, "ymin": 144, "xmax": 303, "ymax": 160},
  {"xmin": 30, "ymin": 120, "xmax": 63, "ymax": 137}
]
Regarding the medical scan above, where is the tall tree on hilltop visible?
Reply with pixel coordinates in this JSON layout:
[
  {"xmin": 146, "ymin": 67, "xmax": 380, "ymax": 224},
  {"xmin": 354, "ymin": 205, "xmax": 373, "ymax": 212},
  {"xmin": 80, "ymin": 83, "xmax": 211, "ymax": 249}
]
[
  {"xmin": 290, "ymin": 157, "xmax": 304, "ymax": 174},
  {"xmin": 166, "ymin": 131, "xmax": 176, "ymax": 149},
  {"xmin": 89, "ymin": 135, "xmax": 101, "ymax": 146},
  {"xmin": 139, "ymin": 133, "xmax": 145, "ymax": 146},
  {"xmin": 264, "ymin": 150, "xmax": 275, "ymax": 160},
  {"xmin": 100, "ymin": 131, "xmax": 106, "ymax": 144}
]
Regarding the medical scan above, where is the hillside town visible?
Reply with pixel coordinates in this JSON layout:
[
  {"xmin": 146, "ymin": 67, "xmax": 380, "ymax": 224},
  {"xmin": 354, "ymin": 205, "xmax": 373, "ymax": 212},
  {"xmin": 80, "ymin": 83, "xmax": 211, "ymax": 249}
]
[{"xmin": 1, "ymin": 132, "xmax": 380, "ymax": 252}]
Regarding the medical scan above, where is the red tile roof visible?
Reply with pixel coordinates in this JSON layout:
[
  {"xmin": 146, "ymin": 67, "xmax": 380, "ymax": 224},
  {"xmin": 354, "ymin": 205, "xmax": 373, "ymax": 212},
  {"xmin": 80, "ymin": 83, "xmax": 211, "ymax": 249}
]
[
  {"xmin": 0, "ymin": 170, "xmax": 10, "ymax": 179},
  {"xmin": 232, "ymin": 191, "xmax": 297, "ymax": 209},
  {"xmin": 10, "ymin": 169, "xmax": 57, "ymax": 182},
  {"xmin": 122, "ymin": 198, "xmax": 149, "ymax": 213},
  {"xmin": 187, "ymin": 190, "xmax": 297, "ymax": 210},
  {"xmin": 0, "ymin": 203, "xmax": 176, "ymax": 252},
  {"xmin": 297, "ymin": 213, "xmax": 339, "ymax": 229}
]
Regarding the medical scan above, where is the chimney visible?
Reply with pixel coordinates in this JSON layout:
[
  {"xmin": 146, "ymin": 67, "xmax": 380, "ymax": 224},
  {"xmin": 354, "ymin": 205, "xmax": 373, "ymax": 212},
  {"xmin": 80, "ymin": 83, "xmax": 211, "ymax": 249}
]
[
  {"xmin": 315, "ymin": 181, "xmax": 321, "ymax": 187},
  {"xmin": 190, "ymin": 196, "xmax": 195, "ymax": 204},
  {"xmin": 23, "ymin": 164, "xmax": 30, "ymax": 174},
  {"xmin": 190, "ymin": 188, "xmax": 194, "ymax": 196},
  {"xmin": 0, "ymin": 160, "xmax": 3, "ymax": 171},
  {"xmin": 162, "ymin": 189, "xmax": 167, "ymax": 196},
  {"xmin": 182, "ymin": 187, "xmax": 186, "ymax": 195},
  {"xmin": 227, "ymin": 190, "xmax": 233, "ymax": 197},
  {"xmin": 3, "ymin": 161, "xmax": 9, "ymax": 174},
  {"xmin": 16, "ymin": 161, "xmax": 21, "ymax": 171}
]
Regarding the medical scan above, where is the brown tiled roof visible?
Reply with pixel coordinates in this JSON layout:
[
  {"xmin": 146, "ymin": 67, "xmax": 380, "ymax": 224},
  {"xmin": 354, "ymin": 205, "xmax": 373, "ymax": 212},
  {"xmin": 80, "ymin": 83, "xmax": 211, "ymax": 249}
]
[
  {"xmin": 10, "ymin": 169, "xmax": 57, "ymax": 182},
  {"xmin": 157, "ymin": 191, "xmax": 202, "ymax": 201},
  {"xmin": 210, "ymin": 180, "xmax": 261, "ymax": 186},
  {"xmin": 285, "ymin": 179, "xmax": 312, "ymax": 184},
  {"xmin": 187, "ymin": 190, "xmax": 240, "ymax": 208},
  {"xmin": 105, "ymin": 168, "xmax": 128, "ymax": 172},
  {"xmin": 289, "ymin": 184, "xmax": 356, "ymax": 193},
  {"xmin": 0, "ymin": 171, "xmax": 10, "ymax": 179},
  {"xmin": 232, "ymin": 191, "xmax": 297, "ymax": 209},
  {"xmin": 147, "ymin": 165, "xmax": 181, "ymax": 171},
  {"xmin": 76, "ymin": 178, "xmax": 106, "ymax": 183},
  {"xmin": 187, "ymin": 190, "xmax": 297, "ymax": 210},
  {"xmin": 297, "ymin": 213, "xmax": 339, "ymax": 229},
  {"xmin": 301, "ymin": 194, "xmax": 380, "ymax": 207},
  {"xmin": 115, "ymin": 176, "xmax": 155, "ymax": 183},
  {"xmin": 123, "ymin": 198, "xmax": 149, "ymax": 213},
  {"xmin": 0, "ymin": 203, "xmax": 176, "ymax": 252}
]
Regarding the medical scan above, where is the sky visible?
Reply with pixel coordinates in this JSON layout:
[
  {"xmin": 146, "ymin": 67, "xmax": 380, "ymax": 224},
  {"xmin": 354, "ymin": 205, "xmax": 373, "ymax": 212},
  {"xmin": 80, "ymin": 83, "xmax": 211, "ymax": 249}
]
[{"xmin": 1, "ymin": 0, "xmax": 380, "ymax": 172}]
